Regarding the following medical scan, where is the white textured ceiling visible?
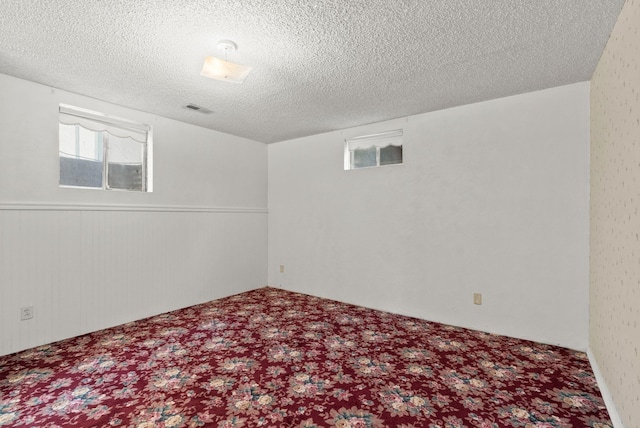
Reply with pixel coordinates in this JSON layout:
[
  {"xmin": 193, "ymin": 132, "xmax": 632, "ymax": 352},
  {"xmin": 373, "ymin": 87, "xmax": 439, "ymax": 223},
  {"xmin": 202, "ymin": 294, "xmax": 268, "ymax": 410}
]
[{"xmin": 0, "ymin": 1, "xmax": 625, "ymax": 143}]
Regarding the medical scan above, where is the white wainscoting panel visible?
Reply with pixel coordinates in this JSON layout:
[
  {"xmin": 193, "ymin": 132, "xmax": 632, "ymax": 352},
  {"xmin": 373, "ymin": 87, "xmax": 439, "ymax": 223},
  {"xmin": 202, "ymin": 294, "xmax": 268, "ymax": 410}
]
[{"xmin": 0, "ymin": 206, "xmax": 267, "ymax": 356}]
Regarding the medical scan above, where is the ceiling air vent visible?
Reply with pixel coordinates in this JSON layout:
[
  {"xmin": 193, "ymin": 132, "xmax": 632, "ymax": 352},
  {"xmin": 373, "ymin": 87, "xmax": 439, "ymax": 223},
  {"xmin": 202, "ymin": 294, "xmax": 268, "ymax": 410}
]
[{"xmin": 183, "ymin": 104, "xmax": 214, "ymax": 114}]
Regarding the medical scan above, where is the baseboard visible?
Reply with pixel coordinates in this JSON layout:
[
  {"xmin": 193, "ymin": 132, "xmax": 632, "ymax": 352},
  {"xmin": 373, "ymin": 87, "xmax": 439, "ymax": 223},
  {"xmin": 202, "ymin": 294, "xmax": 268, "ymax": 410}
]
[{"xmin": 587, "ymin": 348, "xmax": 625, "ymax": 428}]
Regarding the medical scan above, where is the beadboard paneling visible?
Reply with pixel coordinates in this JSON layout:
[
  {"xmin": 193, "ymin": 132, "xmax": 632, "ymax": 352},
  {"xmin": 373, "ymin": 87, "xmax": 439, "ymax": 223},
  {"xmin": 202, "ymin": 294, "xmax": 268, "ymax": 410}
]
[{"xmin": 0, "ymin": 207, "xmax": 267, "ymax": 356}]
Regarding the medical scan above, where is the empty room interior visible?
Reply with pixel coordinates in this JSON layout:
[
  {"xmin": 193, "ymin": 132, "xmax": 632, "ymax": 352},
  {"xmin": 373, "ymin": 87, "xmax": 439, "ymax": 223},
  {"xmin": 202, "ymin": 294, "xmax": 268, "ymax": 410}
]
[{"xmin": 0, "ymin": 1, "xmax": 638, "ymax": 427}]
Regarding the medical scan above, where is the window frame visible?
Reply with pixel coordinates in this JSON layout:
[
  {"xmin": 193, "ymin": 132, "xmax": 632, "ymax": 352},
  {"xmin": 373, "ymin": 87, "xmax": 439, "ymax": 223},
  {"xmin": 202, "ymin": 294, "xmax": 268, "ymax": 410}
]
[
  {"xmin": 58, "ymin": 104, "xmax": 153, "ymax": 192},
  {"xmin": 344, "ymin": 129, "xmax": 403, "ymax": 170}
]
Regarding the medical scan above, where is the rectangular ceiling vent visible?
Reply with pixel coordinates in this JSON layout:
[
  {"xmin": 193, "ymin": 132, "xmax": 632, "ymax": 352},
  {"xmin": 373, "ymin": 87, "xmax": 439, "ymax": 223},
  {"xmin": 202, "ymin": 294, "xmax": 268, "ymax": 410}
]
[{"xmin": 183, "ymin": 103, "xmax": 214, "ymax": 114}]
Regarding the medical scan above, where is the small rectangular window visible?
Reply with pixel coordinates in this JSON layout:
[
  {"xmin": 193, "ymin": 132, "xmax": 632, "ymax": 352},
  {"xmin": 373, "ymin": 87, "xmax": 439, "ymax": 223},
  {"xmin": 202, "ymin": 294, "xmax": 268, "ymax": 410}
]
[
  {"xmin": 59, "ymin": 104, "xmax": 152, "ymax": 192},
  {"xmin": 344, "ymin": 129, "xmax": 403, "ymax": 170}
]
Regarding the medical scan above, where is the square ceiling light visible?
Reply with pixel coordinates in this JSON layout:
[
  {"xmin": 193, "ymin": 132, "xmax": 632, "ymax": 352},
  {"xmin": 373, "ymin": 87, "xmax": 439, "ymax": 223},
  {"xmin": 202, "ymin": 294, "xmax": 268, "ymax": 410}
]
[{"xmin": 200, "ymin": 40, "xmax": 252, "ymax": 84}]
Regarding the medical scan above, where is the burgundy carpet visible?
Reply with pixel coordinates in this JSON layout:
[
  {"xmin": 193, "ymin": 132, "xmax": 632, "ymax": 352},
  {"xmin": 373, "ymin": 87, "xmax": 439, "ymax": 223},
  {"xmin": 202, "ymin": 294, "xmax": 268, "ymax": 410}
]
[{"xmin": 0, "ymin": 287, "xmax": 611, "ymax": 427}]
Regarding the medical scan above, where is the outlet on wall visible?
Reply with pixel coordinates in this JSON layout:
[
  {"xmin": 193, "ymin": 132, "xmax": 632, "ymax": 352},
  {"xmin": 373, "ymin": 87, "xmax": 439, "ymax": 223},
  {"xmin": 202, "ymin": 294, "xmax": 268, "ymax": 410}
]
[
  {"xmin": 279, "ymin": 265, "xmax": 285, "ymax": 273},
  {"xmin": 20, "ymin": 305, "xmax": 34, "ymax": 320},
  {"xmin": 473, "ymin": 293, "xmax": 482, "ymax": 305}
]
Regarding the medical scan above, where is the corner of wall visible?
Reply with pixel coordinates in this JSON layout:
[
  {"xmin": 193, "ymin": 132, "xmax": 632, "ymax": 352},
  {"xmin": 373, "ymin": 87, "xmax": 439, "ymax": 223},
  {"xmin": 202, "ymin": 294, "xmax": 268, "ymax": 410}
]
[{"xmin": 587, "ymin": 348, "xmax": 626, "ymax": 428}]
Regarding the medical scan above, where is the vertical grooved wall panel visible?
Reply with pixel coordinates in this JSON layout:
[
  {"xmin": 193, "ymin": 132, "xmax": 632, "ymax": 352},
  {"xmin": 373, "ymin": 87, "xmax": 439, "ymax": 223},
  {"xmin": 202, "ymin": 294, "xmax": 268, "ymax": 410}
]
[{"xmin": 0, "ymin": 209, "xmax": 267, "ymax": 356}]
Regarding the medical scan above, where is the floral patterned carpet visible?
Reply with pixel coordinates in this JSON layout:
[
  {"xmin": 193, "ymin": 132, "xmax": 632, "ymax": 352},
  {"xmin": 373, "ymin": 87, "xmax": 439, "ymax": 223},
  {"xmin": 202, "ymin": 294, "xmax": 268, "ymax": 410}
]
[{"xmin": 0, "ymin": 287, "xmax": 611, "ymax": 427}]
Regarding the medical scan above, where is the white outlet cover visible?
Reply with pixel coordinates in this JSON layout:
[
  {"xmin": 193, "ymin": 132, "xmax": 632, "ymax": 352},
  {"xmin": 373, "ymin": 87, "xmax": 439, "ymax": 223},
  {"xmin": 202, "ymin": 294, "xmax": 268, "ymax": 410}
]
[{"xmin": 20, "ymin": 306, "xmax": 34, "ymax": 320}]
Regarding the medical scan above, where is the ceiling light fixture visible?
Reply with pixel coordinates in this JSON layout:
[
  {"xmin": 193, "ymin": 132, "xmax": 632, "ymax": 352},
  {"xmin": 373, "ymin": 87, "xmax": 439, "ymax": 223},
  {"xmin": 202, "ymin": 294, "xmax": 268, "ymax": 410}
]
[{"xmin": 200, "ymin": 40, "xmax": 252, "ymax": 84}]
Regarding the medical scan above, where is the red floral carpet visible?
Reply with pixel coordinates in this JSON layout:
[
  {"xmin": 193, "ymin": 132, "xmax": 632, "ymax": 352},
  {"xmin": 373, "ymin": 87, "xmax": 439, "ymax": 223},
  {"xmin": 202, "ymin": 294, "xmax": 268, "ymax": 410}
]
[{"xmin": 0, "ymin": 287, "xmax": 611, "ymax": 427}]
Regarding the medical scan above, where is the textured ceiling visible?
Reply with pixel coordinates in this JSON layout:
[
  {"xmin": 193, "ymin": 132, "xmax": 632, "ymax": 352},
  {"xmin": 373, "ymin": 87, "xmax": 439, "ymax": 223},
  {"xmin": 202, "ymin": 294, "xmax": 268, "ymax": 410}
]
[{"xmin": 0, "ymin": 0, "xmax": 625, "ymax": 143}]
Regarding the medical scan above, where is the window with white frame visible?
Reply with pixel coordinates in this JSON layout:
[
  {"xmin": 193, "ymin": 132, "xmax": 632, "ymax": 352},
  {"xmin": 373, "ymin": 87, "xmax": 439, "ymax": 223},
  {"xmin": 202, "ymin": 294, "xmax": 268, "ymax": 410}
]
[
  {"xmin": 344, "ymin": 129, "xmax": 403, "ymax": 170},
  {"xmin": 59, "ymin": 104, "xmax": 152, "ymax": 192}
]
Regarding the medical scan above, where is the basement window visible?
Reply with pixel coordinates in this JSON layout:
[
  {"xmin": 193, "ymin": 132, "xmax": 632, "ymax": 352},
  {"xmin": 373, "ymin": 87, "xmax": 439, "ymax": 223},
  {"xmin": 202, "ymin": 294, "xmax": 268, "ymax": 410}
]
[
  {"xmin": 344, "ymin": 129, "xmax": 403, "ymax": 170},
  {"xmin": 59, "ymin": 104, "xmax": 152, "ymax": 192}
]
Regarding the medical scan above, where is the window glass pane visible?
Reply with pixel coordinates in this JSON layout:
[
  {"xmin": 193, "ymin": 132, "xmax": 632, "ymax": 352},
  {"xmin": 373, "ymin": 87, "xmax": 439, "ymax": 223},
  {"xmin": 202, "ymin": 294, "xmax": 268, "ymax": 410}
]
[
  {"xmin": 353, "ymin": 147, "xmax": 377, "ymax": 169},
  {"xmin": 59, "ymin": 124, "xmax": 103, "ymax": 188},
  {"xmin": 58, "ymin": 123, "xmax": 77, "ymax": 158},
  {"xmin": 78, "ymin": 127, "xmax": 102, "ymax": 161},
  {"xmin": 107, "ymin": 135, "xmax": 144, "ymax": 191},
  {"xmin": 380, "ymin": 145, "xmax": 402, "ymax": 166}
]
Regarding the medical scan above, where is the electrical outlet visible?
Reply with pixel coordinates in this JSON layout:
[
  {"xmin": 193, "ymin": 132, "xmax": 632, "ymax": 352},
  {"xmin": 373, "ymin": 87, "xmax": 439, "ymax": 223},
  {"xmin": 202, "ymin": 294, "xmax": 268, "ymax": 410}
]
[
  {"xmin": 279, "ymin": 265, "xmax": 285, "ymax": 273},
  {"xmin": 473, "ymin": 293, "xmax": 482, "ymax": 305},
  {"xmin": 20, "ymin": 305, "xmax": 34, "ymax": 320}
]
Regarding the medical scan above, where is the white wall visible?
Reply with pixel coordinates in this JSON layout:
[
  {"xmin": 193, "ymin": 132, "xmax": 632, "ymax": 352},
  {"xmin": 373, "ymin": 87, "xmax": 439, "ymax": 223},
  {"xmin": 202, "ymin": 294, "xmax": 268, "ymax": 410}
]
[
  {"xmin": 0, "ymin": 73, "xmax": 268, "ymax": 356},
  {"xmin": 1, "ymin": 73, "xmax": 590, "ymax": 355},
  {"xmin": 268, "ymin": 82, "xmax": 590, "ymax": 350}
]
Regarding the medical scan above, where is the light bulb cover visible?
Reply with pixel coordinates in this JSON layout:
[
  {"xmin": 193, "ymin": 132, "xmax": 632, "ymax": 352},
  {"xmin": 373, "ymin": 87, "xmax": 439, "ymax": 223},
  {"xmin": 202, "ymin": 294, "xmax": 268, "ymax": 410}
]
[{"xmin": 200, "ymin": 56, "xmax": 252, "ymax": 84}]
